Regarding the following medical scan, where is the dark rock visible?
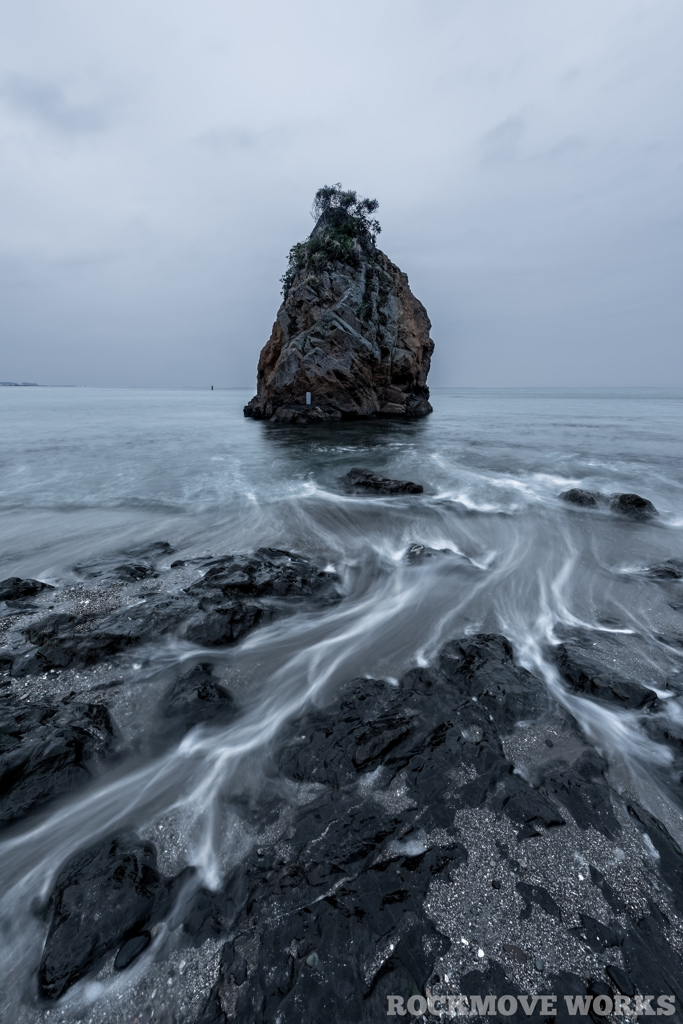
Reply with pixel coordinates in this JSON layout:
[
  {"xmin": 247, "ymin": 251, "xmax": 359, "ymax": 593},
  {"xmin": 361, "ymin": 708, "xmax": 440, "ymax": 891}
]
[
  {"xmin": 516, "ymin": 880, "xmax": 561, "ymax": 920},
  {"xmin": 627, "ymin": 805, "xmax": 683, "ymax": 918},
  {"xmin": 553, "ymin": 643, "xmax": 658, "ymax": 710},
  {"xmin": 502, "ymin": 943, "xmax": 528, "ymax": 964},
  {"xmin": 0, "ymin": 697, "xmax": 119, "ymax": 826},
  {"xmin": 589, "ymin": 864, "xmax": 626, "ymax": 914},
  {"xmin": 0, "ymin": 577, "xmax": 54, "ymax": 600},
  {"xmin": 184, "ymin": 603, "xmax": 267, "ymax": 647},
  {"xmin": 9, "ymin": 550, "xmax": 341, "ymax": 675},
  {"xmin": 643, "ymin": 560, "xmax": 683, "ymax": 580},
  {"xmin": 39, "ymin": 833, "xmax": 183, "ymax": 999},
  {"xmin": 540, "ymin": 751, "xmax": 621, "ymax": 839},
  {"xmin": 610, "ymin": 492, "xmax": 658, "ymax": 520},
  {"xmin": 114, "ymin": 931, "xmax": 151, "ymax": 970},
  {"xmin": 74, "ymin": 541, "xmax": 174, "ymax": 580},
  {"xmin": 571, "ymin": 914, "xmax": 623, "ymax": 952},
  {"xmin": 340, "ymin": 468, "xmax": 423, "ymax": 496},
  {"xmin": 110, "ymin": 561, "xmax": 156, "ymax": 581},
  {"xmin": 621, "ymin": 914, "xmax": 683, "ymax": 1008},
  {"xmin": 404, "ymin": 543, "xmax": 454, "ymax": 563},
  {"xmin": 162, "ymin": 664, "xmax": 238, "ymax": 732},
  {"xmin": 244, "ymin": 187, "xmax": 433, "ymax": 422},
  {"xmin": 558, "ymin": 488, "xmax": 601, "ymax": 508},
  {"xmin": 605, "ymin": 964, "xmax": 635, "ymax": 997},
  {"xmin": 188, "ymin": 548, "xmax": 340, "ymax": 603},
  {"xmin": 12, "ymin": 595, "xmax": 195, "ymax": 676}
]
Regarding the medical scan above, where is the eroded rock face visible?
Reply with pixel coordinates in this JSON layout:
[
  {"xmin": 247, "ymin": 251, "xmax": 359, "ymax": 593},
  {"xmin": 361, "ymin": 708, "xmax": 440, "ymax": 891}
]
[{"xmin": 244, "ymin": 218, "xmax": 434, "ymax": 422}]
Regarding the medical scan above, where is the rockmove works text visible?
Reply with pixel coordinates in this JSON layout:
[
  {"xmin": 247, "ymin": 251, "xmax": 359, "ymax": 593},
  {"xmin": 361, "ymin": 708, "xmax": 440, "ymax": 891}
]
[{"xmin": 387, "ymin": 994, "xmax": 677, "ymax": 1017}]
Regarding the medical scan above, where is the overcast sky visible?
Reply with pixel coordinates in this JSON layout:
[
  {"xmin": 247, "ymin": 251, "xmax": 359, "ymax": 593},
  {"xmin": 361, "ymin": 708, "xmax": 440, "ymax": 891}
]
[{"xmin": 1, "ymin": 0, "xmax": 681, "ymax": 387}]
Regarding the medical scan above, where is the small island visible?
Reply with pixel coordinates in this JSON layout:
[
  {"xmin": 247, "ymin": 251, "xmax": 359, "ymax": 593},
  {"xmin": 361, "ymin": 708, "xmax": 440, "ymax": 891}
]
[{"xmin": 244, "ymin": 185, "xmax": 435, "ymax": 423}]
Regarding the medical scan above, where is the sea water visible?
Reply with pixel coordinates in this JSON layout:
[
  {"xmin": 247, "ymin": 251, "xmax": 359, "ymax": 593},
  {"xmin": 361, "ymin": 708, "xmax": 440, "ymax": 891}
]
[{"xmin": 1, "ymin": 386, "xmax": 682, "ymax": 1019}]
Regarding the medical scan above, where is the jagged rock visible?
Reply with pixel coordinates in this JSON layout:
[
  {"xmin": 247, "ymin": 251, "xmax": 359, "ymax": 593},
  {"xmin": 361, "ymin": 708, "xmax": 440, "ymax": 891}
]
[
  {"xmin": 610, "ymin": 492, "xmax": 659, "ymax": 520},
  {"xmin": 161, "ymin": 663, "xmax": 238, "ymax": 733},
  {"xmin": 0, "ymin": 697, "xmax": 119, "ymax": 826},
  {"xmin": 644, "ymin": 560, "xmax": 683, "ymax": 580},
  {"xmin": 244, "ymin": 186, "xmax": 434, "ymax": 422},
  {"xmin": 0, "ymin": 577, "xmax": 53, "ymax": 600},
  {"xmin": 7, "ymin": 549, "xmax": 341, "ymax": 676},
  {"xmin": 39, "ymin": 833, "xmax": 186, "ymax": 999},
  {"xmin": 553, "ymin": 643, "xmax": 659, "ymax": 710},
  {"xmin": 340, "ymin": 467, "xmax": 423, "ymax": 495},
  {"xmin": 74, "ymin": 540, "xmax": 174, "ymax": 580}
]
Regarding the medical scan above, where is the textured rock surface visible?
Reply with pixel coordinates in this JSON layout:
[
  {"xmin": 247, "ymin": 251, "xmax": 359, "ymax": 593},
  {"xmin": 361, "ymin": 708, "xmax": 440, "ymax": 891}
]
[
  {"xmin": 244, "ymin": 204, "xmax": 434, "ymax": 422},
  {"xmin": 39, "ymin": 833, "xmax": 185, "ymax": 999},
  {"xmin": 0, "ymin": 697, "xmax": 119, "ymax": 826},
  {"xmin": 340, "ymin": 467, "xmax": 424, "ymax": 495}
]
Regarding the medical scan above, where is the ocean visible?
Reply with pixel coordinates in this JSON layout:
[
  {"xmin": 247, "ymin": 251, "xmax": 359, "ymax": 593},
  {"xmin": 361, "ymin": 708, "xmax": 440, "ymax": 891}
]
[{"xmin": 1, "ymin": 386, "xmax": 683, "ymax": 1021}]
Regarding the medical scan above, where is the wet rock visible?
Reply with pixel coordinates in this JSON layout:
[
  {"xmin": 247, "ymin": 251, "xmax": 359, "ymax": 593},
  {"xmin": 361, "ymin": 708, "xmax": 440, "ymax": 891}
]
[
  {"xmin": 643, "ymin": 560, "xmax": 683, "ymax": 580},
  {"xmin": 174, "ymin": 631, "xmax": 683, "ymax": 1017},
  {"xmin": 404, "ymin": 543, "xmax": 455, "ymax": 563},
  {"xmin": 605, "ymin": 963, "xmax": 635, "ymax": 997},
  {"xmin": 12, "ymin": 595, "xmax": 195, "ymax": 676},
  {"xmin": 10, "ymin": 550, "xmax": 339, "ymax": 676},
  {"xmin": 0, "ymin": 697, "xmax": 119, "ymax": 826},
  {"xmin": 162, "ymin": 664, "xmax": 238, "ymax": 732},
  {"xmin": 516, "ymin": 880, "xmax": 561, "ymax": 920},
  {"xmin": 570, "ymin": 913, "xmax": 623, "ymax": 952},
  {"xmin": 558, "ymin": 488, "xmax": 601, "ymax": 508},
  {"xmin": 558, "ymin": 489, "xmax": 659, "ymax": 521},
  {"xmin": 610, "ymin": 492, "xmax": 659, "ymax": 520},
  {"xmin": 188, "ymin": 548, "xmax": 341, "ymax": 603},
  {"xmin": 184, "ymin": 603, "xmax": 267, "ymax": 647},
  {"xmin": 627, "ymin": 805, "xmax": 683, "ymax": 918},
  {"xmin": 216, "ymin": 842, "xmax": 457, "ymax": 1024},
  {"xmin": 113, "ymin": 931, "xmax": 151, "ymax": 970},
  {"xmin": 39, "ymin": 833, "xmax": 185, "ymax": 999},
  {"xmin": 621, "ymin": 914, "xmax": 683, "ymax": 1008},
  {"xmin": 0, "ymin": 577, "xmax": 54, "ymax": 600},
  {"xmin": 553, "ymin": 643, "xmax": 658, "ymax": 710},
  {"xmin": 340, "ymin": 468, "xmax": 423, "ymax": 495},
  {"xmin": 540, "ymin": 751, "xmax": 621, "ymax": 839},
  {"xmin": 244, "ymin": 187, "xmax": 434, "ymax": 422},
  {"xmin": 74, "ymin": 541, "xmax": 174, "ymax": 580},
  {"xmin": 589, "ymin": 864, "xmax": 626, "ymax": 914}
]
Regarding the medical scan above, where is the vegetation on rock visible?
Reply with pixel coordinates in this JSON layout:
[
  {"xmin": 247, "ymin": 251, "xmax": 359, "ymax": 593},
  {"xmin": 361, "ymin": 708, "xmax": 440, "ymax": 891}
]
[{"xmin": 281, "ymin": 184, "xmax": 381, "ymax": 296}]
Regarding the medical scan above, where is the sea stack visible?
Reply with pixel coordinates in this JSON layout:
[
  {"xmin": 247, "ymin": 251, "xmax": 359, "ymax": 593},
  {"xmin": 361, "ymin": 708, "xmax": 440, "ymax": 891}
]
[{"xmin": 244, "ymin": 185, "xmax": 434, "ymax": 423}]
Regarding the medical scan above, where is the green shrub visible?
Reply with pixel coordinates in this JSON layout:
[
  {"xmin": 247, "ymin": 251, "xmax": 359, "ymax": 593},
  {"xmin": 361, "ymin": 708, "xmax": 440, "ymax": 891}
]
[{"xmin": 281, "ymin": 184, "xmax": 381, "ymax": 297}]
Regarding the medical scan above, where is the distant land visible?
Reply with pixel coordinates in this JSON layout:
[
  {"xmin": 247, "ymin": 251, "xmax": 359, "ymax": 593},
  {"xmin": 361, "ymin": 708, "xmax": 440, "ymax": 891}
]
[{"xmin": 0, "ymin": 382, "xmax": 39, "ymax": 386}]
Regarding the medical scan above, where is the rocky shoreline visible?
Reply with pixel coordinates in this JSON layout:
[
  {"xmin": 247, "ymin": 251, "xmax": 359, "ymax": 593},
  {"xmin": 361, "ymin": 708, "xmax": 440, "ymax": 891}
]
[{"xmin": 2, "ymin": 511, "xmax": 683, "ymax": 1023}]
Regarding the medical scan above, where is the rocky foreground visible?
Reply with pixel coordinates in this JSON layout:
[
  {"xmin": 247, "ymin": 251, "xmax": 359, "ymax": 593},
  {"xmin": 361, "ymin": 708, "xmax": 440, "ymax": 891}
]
[{"xmin": 2, "ymin": 517, "xmax": 683, "ymax": 1022}]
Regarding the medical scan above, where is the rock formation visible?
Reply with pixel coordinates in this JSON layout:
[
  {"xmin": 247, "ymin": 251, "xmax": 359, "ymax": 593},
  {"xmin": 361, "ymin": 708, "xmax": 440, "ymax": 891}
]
[{"xmin": 244, "ymin": 185, "xmax": 434, "ymax": 423}]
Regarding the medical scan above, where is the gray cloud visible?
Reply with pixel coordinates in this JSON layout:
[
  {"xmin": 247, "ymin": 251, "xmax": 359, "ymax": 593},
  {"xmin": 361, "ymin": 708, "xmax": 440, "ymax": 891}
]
[
  {"xmin": 0, "ymin": 0, "xmax": 681, "ymax": 388},
  {"xmin": 480, "ymin": 116, "xmax": 526, "ymax": 163},
  {"xmin": 2, "ymin": 75, "xmax": 109, "ymax": 133}
]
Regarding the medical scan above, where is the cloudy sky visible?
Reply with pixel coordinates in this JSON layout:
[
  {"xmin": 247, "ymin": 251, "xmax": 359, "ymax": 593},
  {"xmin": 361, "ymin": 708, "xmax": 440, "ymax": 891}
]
[{"xmin": 1, "ymin": 0, "xmax": 681, "ymax": 387}]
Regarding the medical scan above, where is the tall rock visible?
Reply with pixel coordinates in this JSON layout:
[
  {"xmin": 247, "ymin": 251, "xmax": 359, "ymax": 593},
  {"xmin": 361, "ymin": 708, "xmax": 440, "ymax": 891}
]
[{"xmin": 244, "ymin": 186, "xmax": 434, "ymax": 423}]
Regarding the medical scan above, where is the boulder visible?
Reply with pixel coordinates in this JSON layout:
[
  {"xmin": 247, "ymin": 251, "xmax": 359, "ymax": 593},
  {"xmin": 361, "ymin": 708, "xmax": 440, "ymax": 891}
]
[
  {"xmin": 0, "ymin": 697, "xmax": 119, "ymax": 826},
  {"xmin": 244, "ymin": 186, "xmax": 434, "ymax": 422},
  {"xmin": 340, "ymin": 467, "xmax": 423, "ymax": 495},
  {"xmin": 558, "ymin": 488, "xmax": 601, "ymax": 508},
  {"xmin": 610, "ymin": 492, "xmax": 659, "ymax": 520},
  {"xmin": 39, "ymin": 833, "xmax": 185, "ymax": 999},
  {"xmin": 0, "ymin": 577, "xmax": 53, "ymax": 600}
]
